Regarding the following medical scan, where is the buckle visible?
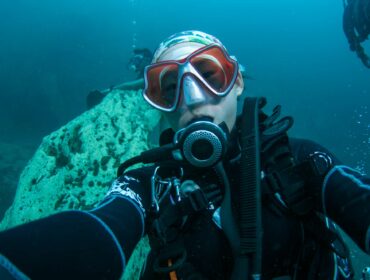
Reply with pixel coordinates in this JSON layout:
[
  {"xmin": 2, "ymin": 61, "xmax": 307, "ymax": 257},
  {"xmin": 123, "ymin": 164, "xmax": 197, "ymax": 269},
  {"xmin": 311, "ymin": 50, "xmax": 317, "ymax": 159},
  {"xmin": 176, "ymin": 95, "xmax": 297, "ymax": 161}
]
[
  {"xmin": 264, "ymin": 171, "xmax": 283, "ymax": 193},
  {"xmin": 188, "ymin": 189, "xmax": 209, "ymax": 211},
  {"xmin": 179, "ymin": 189, "xmax": 209, "ymax": 215}
]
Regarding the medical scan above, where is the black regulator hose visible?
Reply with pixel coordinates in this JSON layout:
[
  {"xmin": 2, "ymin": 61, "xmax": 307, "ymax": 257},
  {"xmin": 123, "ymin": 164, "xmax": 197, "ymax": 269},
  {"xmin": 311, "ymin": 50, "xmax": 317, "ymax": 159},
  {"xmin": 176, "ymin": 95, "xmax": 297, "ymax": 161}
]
[
  {"xmin": 116, "ymin": 143, "xmax": 176, "ymax": 177},
  {"xmin": 117, "ymin": 119, "xmax": 229, "ymax": 177}
]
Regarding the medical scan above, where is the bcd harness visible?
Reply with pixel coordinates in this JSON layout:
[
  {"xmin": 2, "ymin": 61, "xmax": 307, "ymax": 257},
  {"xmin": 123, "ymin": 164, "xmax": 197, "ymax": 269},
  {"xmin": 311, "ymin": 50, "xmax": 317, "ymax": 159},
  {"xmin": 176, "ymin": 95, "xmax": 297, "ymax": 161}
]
[{"xmin": 117, "ymin": 97, "xmax": 352, "ymax": 280}]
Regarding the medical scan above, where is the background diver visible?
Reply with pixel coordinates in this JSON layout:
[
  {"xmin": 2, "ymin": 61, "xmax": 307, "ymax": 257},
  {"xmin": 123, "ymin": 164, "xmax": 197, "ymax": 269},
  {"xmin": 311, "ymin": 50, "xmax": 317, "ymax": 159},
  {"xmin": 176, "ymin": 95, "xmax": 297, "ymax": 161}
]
[
  {"xmin": 86, "ymin": 47, "xmax": 153, "ymax": 109},
  {"xmin": 343, "ymin": 0, "xmax": 370, "ymax": 67}
]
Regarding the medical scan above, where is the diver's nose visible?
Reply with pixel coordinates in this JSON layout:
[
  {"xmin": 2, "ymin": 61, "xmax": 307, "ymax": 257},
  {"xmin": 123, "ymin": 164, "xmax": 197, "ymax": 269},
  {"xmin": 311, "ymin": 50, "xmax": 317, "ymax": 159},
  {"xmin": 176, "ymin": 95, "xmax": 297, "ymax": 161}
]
[{"xmin": 182, "ymin": 75, "xmax": 207, "ymax": 107}]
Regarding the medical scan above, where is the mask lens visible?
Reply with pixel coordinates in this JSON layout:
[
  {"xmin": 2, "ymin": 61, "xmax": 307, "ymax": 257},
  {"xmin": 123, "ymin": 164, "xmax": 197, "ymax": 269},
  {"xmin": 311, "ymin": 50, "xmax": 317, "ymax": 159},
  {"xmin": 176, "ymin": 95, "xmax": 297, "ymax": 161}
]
[
  {"xmin": 145, "ymin": 63, "xmax": 179, "ymax": 110},
  {"xmin": 190, "ymin": 46, "xmax": 236, "ymax": 93}
]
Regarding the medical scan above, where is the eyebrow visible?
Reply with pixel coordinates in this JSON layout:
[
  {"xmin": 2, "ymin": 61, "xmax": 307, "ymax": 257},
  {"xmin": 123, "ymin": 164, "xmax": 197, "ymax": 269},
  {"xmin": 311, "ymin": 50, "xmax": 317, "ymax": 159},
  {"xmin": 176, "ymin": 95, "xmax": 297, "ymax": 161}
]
[
  {"xmin": 195, "ymin": 54, "xmax": 223, "ymax": 68},
  {"xmin": 159, "ymin": 66, "xmax": 177, "ymax": 89}
]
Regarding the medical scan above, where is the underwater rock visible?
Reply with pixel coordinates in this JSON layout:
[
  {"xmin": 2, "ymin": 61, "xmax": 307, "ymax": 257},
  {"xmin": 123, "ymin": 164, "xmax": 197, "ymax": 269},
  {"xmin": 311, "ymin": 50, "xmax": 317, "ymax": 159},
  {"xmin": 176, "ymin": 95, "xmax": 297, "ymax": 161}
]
[
  {"xmin": 1, "ymin": 88, "xmax": 160, "ymax": 228},
  {"xmin": 0, "ymin": 89, "xmax": 160, "ymax": 279},
  {"xmin": 86, "ymin": 79, "xmax": 145, "ymax": 109}
]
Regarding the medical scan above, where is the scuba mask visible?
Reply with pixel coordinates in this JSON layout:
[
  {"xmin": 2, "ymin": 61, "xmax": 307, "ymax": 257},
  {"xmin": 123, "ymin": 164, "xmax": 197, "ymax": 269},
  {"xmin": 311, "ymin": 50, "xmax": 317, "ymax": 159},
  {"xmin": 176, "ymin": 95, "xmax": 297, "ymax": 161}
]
[{"xmin": 143, "ymin": 44, "xmax": 239, "ymax": 112}]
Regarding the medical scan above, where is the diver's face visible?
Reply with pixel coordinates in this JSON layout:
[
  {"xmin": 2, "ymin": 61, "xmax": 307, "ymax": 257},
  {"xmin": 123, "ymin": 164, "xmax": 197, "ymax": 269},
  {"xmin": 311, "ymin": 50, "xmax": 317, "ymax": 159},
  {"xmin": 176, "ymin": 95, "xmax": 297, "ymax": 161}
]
[{"xmin": 157, "ymin": 42, "xmax": 243, "ymax": 132}]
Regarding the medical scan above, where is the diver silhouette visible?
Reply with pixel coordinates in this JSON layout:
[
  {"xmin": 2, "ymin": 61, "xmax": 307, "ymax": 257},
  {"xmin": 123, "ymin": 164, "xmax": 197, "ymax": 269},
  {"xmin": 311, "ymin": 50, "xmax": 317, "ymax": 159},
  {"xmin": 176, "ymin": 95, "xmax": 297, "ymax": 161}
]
[{"xmin": 343, "ymin": 0, "xmax": 370, "ymax": 68}]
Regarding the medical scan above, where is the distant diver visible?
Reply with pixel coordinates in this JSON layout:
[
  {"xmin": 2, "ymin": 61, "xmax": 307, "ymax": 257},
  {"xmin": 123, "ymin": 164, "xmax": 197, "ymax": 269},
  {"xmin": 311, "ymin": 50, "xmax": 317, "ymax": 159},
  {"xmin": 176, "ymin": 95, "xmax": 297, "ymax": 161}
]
[
  {"xmin": 86, "ymin": 48, "xmax": 153, "ymax": 109},
  {"xmin": 127, "ymin": 48, "xmax": 153, "ymax": 78},
  {"xmin": 343, "ymin": 0, "xmax": 370, "ymax": 68}
]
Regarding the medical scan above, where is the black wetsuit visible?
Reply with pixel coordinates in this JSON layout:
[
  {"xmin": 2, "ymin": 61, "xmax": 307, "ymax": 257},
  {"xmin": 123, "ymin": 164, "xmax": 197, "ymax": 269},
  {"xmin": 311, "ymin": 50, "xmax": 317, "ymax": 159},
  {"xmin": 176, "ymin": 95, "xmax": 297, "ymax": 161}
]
[{"xmin": 0, "ymin": 134, "xmax": 369, "ymax": 279}]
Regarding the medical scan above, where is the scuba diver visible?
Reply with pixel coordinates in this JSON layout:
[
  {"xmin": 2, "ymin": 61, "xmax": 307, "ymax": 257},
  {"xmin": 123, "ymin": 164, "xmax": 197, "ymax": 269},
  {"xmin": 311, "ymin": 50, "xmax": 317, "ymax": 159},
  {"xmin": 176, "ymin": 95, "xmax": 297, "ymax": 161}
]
[
  {"xmin": 343, "ymin": 0, "xmax": 370, "ymax": 68},
  {"xmin": 0, "ymin": 30, "xmax": 370, "ymax": 280},
  {"xmin": 127, "ymin": 48, "xmax": 153, "ymax": 79},
  {"xmin": 86, "ymin": 48, "xmax": 153, "ymax": 109}
]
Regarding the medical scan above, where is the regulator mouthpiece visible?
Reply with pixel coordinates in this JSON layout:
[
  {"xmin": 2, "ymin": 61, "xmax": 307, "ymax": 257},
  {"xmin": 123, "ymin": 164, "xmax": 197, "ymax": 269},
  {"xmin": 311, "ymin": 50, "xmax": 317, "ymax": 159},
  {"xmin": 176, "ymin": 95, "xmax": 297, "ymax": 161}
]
[{"xmin": 173, "ymin": 120, "xmax": 229, "ymax": 168}]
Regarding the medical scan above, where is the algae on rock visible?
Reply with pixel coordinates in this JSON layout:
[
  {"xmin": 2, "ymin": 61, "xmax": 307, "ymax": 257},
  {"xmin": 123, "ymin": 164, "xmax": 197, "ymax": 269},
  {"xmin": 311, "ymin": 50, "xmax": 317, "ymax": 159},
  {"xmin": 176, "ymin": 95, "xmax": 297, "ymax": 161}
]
[
  {"xmin": 1, "ymin": 89, "xmax": 160, "ymax": 229},
  {"xmin": 0, "ymin": 88, "xmax": 161, "ymax": 279},
  {"xmin": 0, "ymin": 89, "xmax": 161, "ymax": 279}
]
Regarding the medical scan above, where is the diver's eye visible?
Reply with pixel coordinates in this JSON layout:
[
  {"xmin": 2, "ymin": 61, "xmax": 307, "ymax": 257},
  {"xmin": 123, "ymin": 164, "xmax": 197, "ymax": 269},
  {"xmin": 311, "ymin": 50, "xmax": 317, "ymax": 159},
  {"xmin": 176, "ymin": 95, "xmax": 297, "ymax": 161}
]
[
  {"xmin": 192, "ymin": 59, "xmax": 226, "ymax": 91},
  {"xmin": 161, "ymin": 75, "xmax": 177, "ymax": 95},
  {"xmin": 164, "ymin": 83, "xmax": 177, "ymax": 92},
  {"xmin": 201, "ymin": 68, "xmax": 226, "ymax": 90},
  {"xmin": 160, "ymin": 75, "xmax": 178, "ymax": 106},
  {"xmin": 202, "ymin": 70, "xmax": 217, "ymax": 79},
  {"xmin": 160, "ymin": 83, "xmax": 177, "ymax": 106}
]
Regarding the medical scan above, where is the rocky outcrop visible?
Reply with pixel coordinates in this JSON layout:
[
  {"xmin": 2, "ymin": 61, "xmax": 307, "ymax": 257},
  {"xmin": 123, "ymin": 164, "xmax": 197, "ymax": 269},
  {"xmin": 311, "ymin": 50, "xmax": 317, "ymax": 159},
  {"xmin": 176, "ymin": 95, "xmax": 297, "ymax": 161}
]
[
  {"xmin": 0, "ymin": 89, "xmax": 159, "ymax": 229},
  {"xmin": 0, "ymin": 89, "xmax": 160, "ymax": 279}
]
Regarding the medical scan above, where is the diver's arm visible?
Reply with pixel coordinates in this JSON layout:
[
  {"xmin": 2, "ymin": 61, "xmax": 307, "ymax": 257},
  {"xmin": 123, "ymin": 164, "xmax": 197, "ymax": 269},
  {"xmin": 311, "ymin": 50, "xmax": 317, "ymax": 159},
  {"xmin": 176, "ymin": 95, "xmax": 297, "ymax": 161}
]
[
  {"xmin": 291, "ymin": 138, "xmax": 370, "ymax": 253},
  {"xmin": 0, "ymin": 173, "xmax": 147, "ymax": 279},
  {"xmin": 321, "ymin": 165, "xmax": 370, "ymax": 253},
  {"xmin": 0, "ymin": 205, "xmax": 142, "ymax": 279}
]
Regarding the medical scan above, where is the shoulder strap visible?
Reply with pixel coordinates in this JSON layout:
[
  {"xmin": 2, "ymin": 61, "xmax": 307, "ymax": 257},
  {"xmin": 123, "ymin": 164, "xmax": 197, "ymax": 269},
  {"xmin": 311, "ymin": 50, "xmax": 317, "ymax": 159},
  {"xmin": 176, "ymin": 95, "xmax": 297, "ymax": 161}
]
[
  {"xmin": 259, "ymin": 115, "xmax": 354, "ymax": 278},
  {"xmin": 229, "ymin": 97, "xmax": 265, "ymax": 280}
]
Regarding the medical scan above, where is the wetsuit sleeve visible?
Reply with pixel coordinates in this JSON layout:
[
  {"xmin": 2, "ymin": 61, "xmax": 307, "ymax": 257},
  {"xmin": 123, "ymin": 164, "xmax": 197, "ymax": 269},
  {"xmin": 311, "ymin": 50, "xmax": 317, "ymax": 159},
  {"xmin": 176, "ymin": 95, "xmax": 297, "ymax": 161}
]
[
  {"xmin": 322, "ymin": 165, "xmax": 370, "ymax": 253},
  {"xmin": 292, "ymin": 138, "xmax": 370, "ymax": 253},
  {"xmin": 0, "ymin": 210, "xmax": 127, "ymax": 280},
  {"xmin": 0, "ymin": 168, "xmax": 152, "ymax": 279},
  {"xmin": 89, "ymin": 167, "xmax": 154, "ymax": 256}
]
